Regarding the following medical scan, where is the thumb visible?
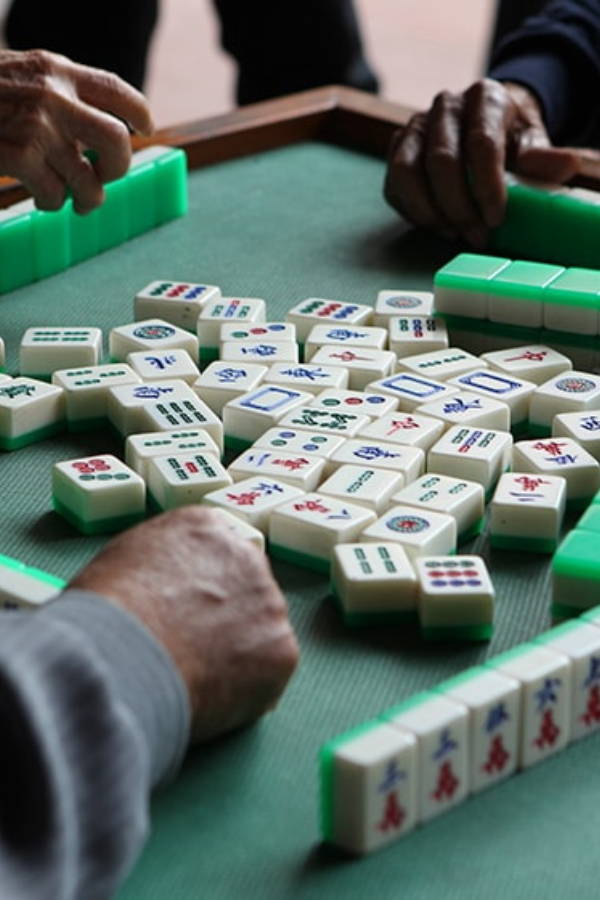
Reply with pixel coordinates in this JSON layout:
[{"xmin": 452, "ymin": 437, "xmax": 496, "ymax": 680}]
[{"xmin": 515, "ymin": 144, "xmax": 581, "ymax": 184}]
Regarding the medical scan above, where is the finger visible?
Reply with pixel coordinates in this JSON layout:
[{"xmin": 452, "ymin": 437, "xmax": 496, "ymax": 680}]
[
  {"xmin": 47, "ymin": 139, "xmax": 104, "ymax": 214},
  {"xmin": 62, "ymin": 60, "xmax": 154, "ymax": 135},
  {"xmin": 567, "ymin": 146, "xmax": 600, "ymax": 180},
  {"xmin": 1, "ymin": 143, "xmax": 66, "ymax": 210},
  {"xmin": 515, "ymin": 145, "xmax": 580, "ymax": 183},
  {"xmin": 56, "ymin": 97, "xmax": 132, "ymax": 183},
  {"xmin": 424, "ymin": 90, "xmax": 487, "ymax": 247}
]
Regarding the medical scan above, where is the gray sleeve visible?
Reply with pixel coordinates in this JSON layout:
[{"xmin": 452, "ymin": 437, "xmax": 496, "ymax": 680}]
[{"xmin": 0, "ymin": 589, "xmax": 191, "ymax": 900}]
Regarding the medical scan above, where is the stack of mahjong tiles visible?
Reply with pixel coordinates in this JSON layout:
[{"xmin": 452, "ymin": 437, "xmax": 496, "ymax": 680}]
[{"xmin": 320, "ymin": 605, "xmax": 600, "ymax": 855}]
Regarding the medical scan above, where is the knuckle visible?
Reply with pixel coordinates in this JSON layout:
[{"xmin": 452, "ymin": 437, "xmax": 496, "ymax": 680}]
[
  {"xmin": 432, "ymin": 89, "xmax": 456, "ymax": 112},
  {"xmin": 24, "ymin": 49, "xmax": 54, "ymax": 77}
]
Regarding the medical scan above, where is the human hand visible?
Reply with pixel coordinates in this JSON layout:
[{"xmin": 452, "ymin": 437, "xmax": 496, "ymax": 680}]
[
  {"xmin": 70, "ymin": 506, "xmax": 299, "ymax": 743},
  {"xmin": 0, "ymin": 49, "xmax": 153, "ymax": 214},
  {"xmin": 384, "ymin": 78, "xmax": 598, "ymax": 248}
]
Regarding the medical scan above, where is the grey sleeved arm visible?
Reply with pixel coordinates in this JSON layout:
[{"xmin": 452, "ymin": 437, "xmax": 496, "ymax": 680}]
[{"xmin": 0, "ymin": 589, "xmax": 191, "ymax": 900}]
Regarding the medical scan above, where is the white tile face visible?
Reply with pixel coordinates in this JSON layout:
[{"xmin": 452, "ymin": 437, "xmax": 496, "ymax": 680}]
[
  {"xmin": 252, "ymin": 428, "xmax": 346, "ymax": 463},
  {"xmin": 125, "ymin": 429, "xmax": 220, "ymax": 479},
  {"xmin": 331, "ymin": 543, "xmax": 418, "ymax": 615},
  {"xmin": 20, "ymin": 327, "xmax": 102, "ymax": 377},
  {"xmin": 147, "ymin": 451, "xmax": 231, "ymax": 509},
  {"xmin": 366, "ymin": 374, "xmax": 459, "ymax": 412},
  {"xmin": 309, "ymin": 346, "xmax": 396, "ymax": 390},
  {"xmin": 385, "ymin": 694, "xmax": 469, "ymax": 823},
  {"xmin": 319, "ymin": 464, "xmax": 404, "ymax": 514},
  {"xmin": 203, "ymin": 477, "xmax": 303, "ymax": 533},
  {"xmin": 512, "ymin": 438, "xmax": 600, "ymax": 501},
  {"xmin": 222, "ymin": 387, "xmax": 312, "ymax": 444},
  {"xmin": 52, "ymin": 364, "xmax": 141, "ymax": 423},
  {"xmin": 228, "ymin": 447, "xmax": 326, "ymax": 491},
  {"xmin": 490, "ymin": 472, "xmax": 566, "ymax": 542},
  {"xmin": 193, "ymin": 361, "xmax": 267, "ymax": 415},
  {"xmin": 361, "ymin": 506, "xmax": 456, "ymax": 560},
  {"xmin": 388, "ymin": 316, "xmax": 448, "ymax": 358},
  {"xmin": 447, "ymin": 370, "xmax": 536, "ymax": 427},
  {"xmin": 415, "ymin": 555, "xmax": 494, "ymax": 628},
  {"xmin": 442, "ymin": 670, "xmax": 520, "ymax": 793},
  {"xmin": 328, "ymin": 724, "xmax": 418, "ymax": 854},
  {"xmin": 0, "ymin": 378, "xmax": 65, "ymax": 440},
  {"xmin": 391, "ymin": 474, "xmax": 484, "ymax": 539},
  {"xmin": 415, "ymin": 391, "xmax": 510, "ymax": 431},
  {"xmin": 553, "ymin": 410, "xmax": 600, "ymax": 460},
  {"xmin": 197, "ymin": 298, "xmax": 266, "ymax": 348},
  {"xmin": 329, "ymin": 440, "xmax": 424, "ymax": 482},
  {"xmin": 107, "ymin": 380, "xmax": 196, "ymax": 436},
  {"xmin": 263, "ymin": 362, "xmax": 348, "ymax": 395},
  {"xmin": 0, "ymin": 336, "xmax": 5, "ymax": 370},
  {"xmin": 126, "ymin": 349, "xmax": 199, "ymax": 385},
  {"xmin": 277, "ymin": 406, "xmax": 371, "ymax": 439},
  {"xmin": 481, "ymin": 345, "xmax": 572, "ymax": 385},
  {"xmin": 0, "ymin": 558, "xmax": 63, "ymax": 609},
  {"xmin": 219, "ymin": 341, "xmax": 299, "ymax": 364},
  {"xmin": 209, "ymin": 508, "xmax": 265, "ymax": 552},
  {"xmin": 397, "ymin": 348, "xmax": 485, "ymax": 382},
  {"xmin": 269, "ymin": 493, "xmax": 376, "ymax": 564},
  {"xmin": 140, "ymin": 394, "xmax": 223, "ymax": 451},
  {"xmin": 219, "ymin": 322, "xmax": 296, "ymax": 343},
  {"xmin": 309, "ymin": 389, "xmax": 398, "ymax": 420},
  {"xmin": 490, "ymin": 646, "xmax": 571, "ymax": 768},
  {"xmin": 374, "ymin": 290, "xmax": 434, "ymax": 326},
  {"xmin": 285, "ymin": 298, "xmax": 373, "ymax": 342},
  {"xmin": 358, "ymin": 412, "xmax": 445, "ymax": 450},
  {"xmin": 110, "ymin": 320, "xmax": 198, "ymax": 363},
  {"xmin": 52, "ymin": 455, "xmax": 145, "ymax": 522},
  {"xmin": 304, "ymin": 324, "xmax": 387, "ymax": 359},
  {"xmin": 134, "ymin": 280, "xmax": 220, "ymax": 330},
  {"xmin": 530, "ymin": 371, "xmax": 600, "ymax": 430},
  {"xmin": 427, "ymin": 426, "xmax": 513, "ymax": 492}
]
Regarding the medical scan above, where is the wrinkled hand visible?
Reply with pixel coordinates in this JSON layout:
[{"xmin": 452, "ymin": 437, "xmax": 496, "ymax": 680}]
[
  {"xmin": 70, "ymin": 507, "xmax": 299, "ymax": 743},
  {"xmin": 384, "ymin": 78, "xmax": 600, "ymax": 248},
  {"xmin": 0, "ymin": 49, "xmax": 153, "ymax": 214}
]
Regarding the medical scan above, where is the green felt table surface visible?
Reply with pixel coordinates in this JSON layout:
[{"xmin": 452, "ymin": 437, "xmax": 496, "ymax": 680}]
[{"xmin": 1, "ymin": 142, "xmax": 598, "ymax": 900}]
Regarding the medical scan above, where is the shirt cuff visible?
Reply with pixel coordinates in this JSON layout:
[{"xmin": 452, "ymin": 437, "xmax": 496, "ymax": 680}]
[{"xmin": 46, "ymin": 589, "xmax": 191, "ymax": 788}]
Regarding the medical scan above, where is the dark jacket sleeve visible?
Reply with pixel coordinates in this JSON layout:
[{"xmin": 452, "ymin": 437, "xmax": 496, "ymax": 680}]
[
  {"xmin": 488, "ymin": 0, "xmax": 600, "ymax": 144},
  {"xmin": 0, "ymin": 590, "xmax": 190, "ymax": 900}
]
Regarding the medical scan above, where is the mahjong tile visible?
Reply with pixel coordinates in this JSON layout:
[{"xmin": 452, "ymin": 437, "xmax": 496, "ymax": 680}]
[
  {"xmin": 358, "ymin": 411, "xmax": 445, "ymax": 450},
  {"xmin": 0, "ymin": 336, "xmax": 5, "ymax": 371},
  {"xmin": 543, "ymin": 267, "xmax": 600, "ymax": 335},
  {"xmin": 309, "ymin": 345, "xmax": 396, "ymax": 391},
  {"xmin": 365, "ymin": 374, "xmax": 460, "ymax": 413},
  {"xmin": 110, "ymin": 319, "xmax": 198, "ymax": 363},
  {"xmin": 388, "ymin": 316, "xmax": 448, "ymax": 358},
  {"xmin": 52, "ymin": 364, "xmax": 141, "ymax": 430},
  {"xmin": 126, "ymin": 349, "xmax": 199, "ymax": 385},
  {"xmin": 222, "ymin": 387, "xmax": 313, "ymax": 451},
  {"xmin": 529, "ymin": 371, "xmax": 600, "ymax": 434},
  {"xmin": 304, "ymin": 324, "xmax": 387, "ymax": 360},
  {"xmin": 552, "ymin": 531, "xmax": 600, "ymax": 618},
  {"xmin": 512, "ymin": 438, "xmax": 600, "ymax": 505},
  {"xmin": 269, "ymin": 492, "xmax": 376, "ymax": 572},
  {"xmin": 361, "ymin": 506, "xmax": 456, "ymax": 560},
  {"xmin": 219, "ymin": 321, "xmax": 296, "ymax": 343},
  {"xmin": 107, "ymin": 380, "xmax": 195, "ymax": 436},
  {"xmin": 553, "ymin": 410, "xmax": 600, "ymax": 460},
  {"xmin": 437, "ymin": 667, "xmax": 520, "ymax": 792},
  {"xmin": 0, "ymin": 374, "xmax": 11, "ymax": 385},
  {"xmin": 427, "ymin": 426, "xmax": 513, "ymax": 494},
  {"xmin": 202, "ymin": 477, "xmax": 304, "ymax": 533},
  {"xmin": 487, "ymin": 260, "xmax": 564, "ymax": 328},
  {"xmin": 319, "ymin": 464, "xmax": 404, "ymax": 514},
  {"xmin": 415, "ymin": 391, "xmax": 510, "ymax": 431},
  {"xmin": 52, "ymin": 454, "xmax": 145, "ymax": 535},
  {"xmin": 397, "ymin": 348, "xmax": 485, "ymax": 382},
  {"xmin": 328, "ymin": 439, "xmax": 424, "ymax": 483},
  {"xmin": 373, "ymin": 290, "xmax": 434, "ymax": 326},
  {"xmin": 227, "ymin": 447, "xmax": 326, "ymax": 491},
  {"xmin": 193, "ymin": 361, "xmax": 267, "ymax": 415},
  {"xmin": 534, "ymin": 621, "xmax": 600, "ymax": 742},
  {"xmin": 134, "ymin": 280, "xmax": 220, "ymax": 330},
  {"xmin": 219, "ymin": 340, "xmax": 299, "ymax": 364},
  {"xmin": 330, "ymin": 543, "xmax": 418, "ymax": 624},
  {"xmin": 197, "ymin": 297, "xmax": 266, "ymax": 362},
  {"xmin": 285, "ymin": 298, "xmax": 372, "ymax": 343},
  {"xmin": 20, "ymin": 327, "xmax": 102, "ymax": 378},
  {"xmin": 382, "ymin": 692, "xmax": 469, "ymax": 823},
  {"xmin": 209, "ymin": 508, "xmax": 265, "ymax": 552},
  {"xmin": 433, "ymin": 253, "xmax": 511, "ymax": 319},
  {"xmin": 147, "ymin": 451, "xmax": 231, "ymax": 510},
  {"xmin": 481, "ymin": 344, "xmax": 572, "ymax": 385},
  {"xmin": 263, "ymin": 362, "xmax": 348, "ymax": 395},
  {"xmin": 320, "ymin": 720, "xmax": 418, "ymax": 854},
  {"xmin": 140, "ymin": 393, "xmax": 223, "ymax": 451},
  {"xmin": 446, "ymin": 369, "xmax": 536, "ymax": 430},
  {"xmin": 252, "ymin": 428, "xmax": 346, "ymax": 469},
  {"xmin": 0, "ymin": 378, "xmax": 65, "ymax": 450},
  {"xmin": 0, "ymin": 554, "xmax": 64, "ymax": 610},
  {"xmin": 125, "ymin": 429, "xmax": 221, "ymax": 480},
  {"xmin": 276, "ymin": 406, "xmax": 371, "ymax": 440},
  {"xmin": 309, "ymin": 389, "xmax": 398, "ymax": 419},
  {"xmin": 489, "ymin": 472, "xmax": 566, "ymax": 552},
  {"xmin": 415, "ymin": 555, "xmax": 494, "ymax": 641},
  {"xmin": 486, "ymin": 643, "xmax": 571, "ymax": 768},
  {"xmin": 391, "ymin": 473, "xmax": 484, "ymax": 542}
]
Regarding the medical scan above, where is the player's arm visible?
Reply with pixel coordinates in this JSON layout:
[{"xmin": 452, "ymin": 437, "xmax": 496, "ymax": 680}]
[
  {"xmin": 0, "ymin": 49, "xmax": 153, "ymax": 215},
  {"xmin": 0, "ymin": 508, "xmax": 298, "ymax": 898}
]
